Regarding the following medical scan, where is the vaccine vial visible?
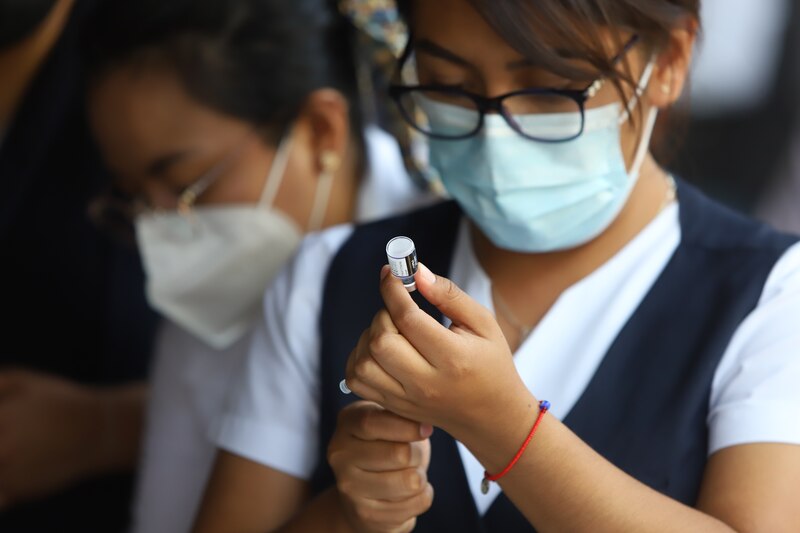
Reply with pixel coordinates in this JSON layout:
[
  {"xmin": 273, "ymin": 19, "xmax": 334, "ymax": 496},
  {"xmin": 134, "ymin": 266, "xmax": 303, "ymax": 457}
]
[{"xmin": 386, "ymin": 236, "xmax": 418, "ymax": 292}]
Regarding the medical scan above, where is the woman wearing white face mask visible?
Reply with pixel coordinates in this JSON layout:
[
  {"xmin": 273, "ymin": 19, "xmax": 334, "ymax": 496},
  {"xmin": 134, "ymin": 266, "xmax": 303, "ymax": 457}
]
[
  {"xmin": 196, "ymin": 1, "xmax": 800, "ymax": 532},
  {"xmin": 84, "ymin": 1, "xmax": 429, "ymax": 531}
]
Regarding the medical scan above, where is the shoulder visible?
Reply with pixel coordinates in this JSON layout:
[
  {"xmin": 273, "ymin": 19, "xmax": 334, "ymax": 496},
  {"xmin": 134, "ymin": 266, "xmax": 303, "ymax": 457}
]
[
  {"xmin": 272, "ymin": 223, "xmax": 358, "ymax": 300},
  {"xmin": 708, "ymin": 240, "xmax": 800, "ymax": 453}
]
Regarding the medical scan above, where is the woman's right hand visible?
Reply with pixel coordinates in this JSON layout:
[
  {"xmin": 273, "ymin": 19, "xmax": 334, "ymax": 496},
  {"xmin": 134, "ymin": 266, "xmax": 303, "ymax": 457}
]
[{"xmin": 328, "ymin": 401, "xmax": 434, "ymax": 533}]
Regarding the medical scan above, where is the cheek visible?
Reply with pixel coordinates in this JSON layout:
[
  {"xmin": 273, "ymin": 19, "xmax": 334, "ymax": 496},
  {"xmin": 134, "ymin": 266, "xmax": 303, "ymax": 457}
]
[{"xmin": 618, "ymin": 110, "xmax": 648, "ymax": 169}]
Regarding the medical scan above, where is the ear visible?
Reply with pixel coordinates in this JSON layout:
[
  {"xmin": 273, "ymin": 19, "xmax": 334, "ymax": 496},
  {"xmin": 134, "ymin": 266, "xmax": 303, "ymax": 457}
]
[
  {"xmin": 295, "ymin": 88, "xmax": 351, "ymax": 175},
  {"xmin": 647, "ymin": 17, "xmax": 699, "ymax": 108}
]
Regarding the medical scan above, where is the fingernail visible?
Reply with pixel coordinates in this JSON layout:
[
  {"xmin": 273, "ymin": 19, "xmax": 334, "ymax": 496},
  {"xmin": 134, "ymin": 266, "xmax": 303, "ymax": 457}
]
[
  {"xmin": 418, "ymin": 263, "xmax": 436, "ymax": 285},
  {"xmin": 420, "ymin": 423, "xmax": 434, "ymax": 438},
  {"xmin": 380, "ymin": 265, "xmax": 391, "ymax": 280}
]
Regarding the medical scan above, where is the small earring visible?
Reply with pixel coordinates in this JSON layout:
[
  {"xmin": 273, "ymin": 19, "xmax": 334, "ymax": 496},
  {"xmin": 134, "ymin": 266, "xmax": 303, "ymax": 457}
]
[
  {"xmin": 660, "ymin": 83, "xmax": 671, "ymax": 95},
  {"xmin": 320, "ymin": 151, "xmax": 341, "ymax": 174}
]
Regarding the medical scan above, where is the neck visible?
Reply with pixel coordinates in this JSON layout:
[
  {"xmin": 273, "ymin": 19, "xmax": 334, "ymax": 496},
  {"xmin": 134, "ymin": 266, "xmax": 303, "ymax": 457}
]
[
  {"xmin": 477, "ymin": 155, "xmax": 671, "ymax": 347},
  {"xmin": 323, "ymin": 137, "xmax": 364, "ymax": 227},
  {"xmin": 0, "ymin": 0, "xmax": 75, "ymax": 127}
]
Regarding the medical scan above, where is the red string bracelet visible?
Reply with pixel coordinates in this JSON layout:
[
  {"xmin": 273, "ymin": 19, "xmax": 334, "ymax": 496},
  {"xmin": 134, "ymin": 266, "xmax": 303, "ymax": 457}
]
[{"xmin": 481, "ymin": 400, "xmax": 550, "ymax": 495}]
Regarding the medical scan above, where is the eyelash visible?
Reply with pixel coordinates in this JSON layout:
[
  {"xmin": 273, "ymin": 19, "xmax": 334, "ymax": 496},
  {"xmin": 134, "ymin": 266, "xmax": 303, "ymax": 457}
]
[{"xmin": 429, "ymin": 80, "xmax": 466, "ymax": 89}]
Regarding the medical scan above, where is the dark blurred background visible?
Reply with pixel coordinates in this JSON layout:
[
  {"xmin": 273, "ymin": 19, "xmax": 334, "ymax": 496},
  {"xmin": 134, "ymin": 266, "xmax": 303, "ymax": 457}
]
[{"xmin": 655, "ymin": 0, "xmax": 800, "ymax": 233}]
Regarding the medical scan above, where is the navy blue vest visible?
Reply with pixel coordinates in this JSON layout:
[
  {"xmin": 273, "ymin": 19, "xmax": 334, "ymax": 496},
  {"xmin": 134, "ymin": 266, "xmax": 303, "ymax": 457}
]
[{"xmin": 313, "ymin": 181, "xmax": 797, "ymax": 532}]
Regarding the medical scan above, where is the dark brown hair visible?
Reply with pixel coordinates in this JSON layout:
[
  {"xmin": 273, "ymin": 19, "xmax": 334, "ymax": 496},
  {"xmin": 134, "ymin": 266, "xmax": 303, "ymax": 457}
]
[
  {"xmin": 84, "ymin": 0, "xmax": 363, "ymax": 144},
  {"xmin": 399, "ymin": 0, "xmax": 700, "ymax": 92}
]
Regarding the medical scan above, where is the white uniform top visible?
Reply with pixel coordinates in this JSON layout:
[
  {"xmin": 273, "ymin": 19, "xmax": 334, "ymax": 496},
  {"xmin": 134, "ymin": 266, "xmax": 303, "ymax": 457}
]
[
  {"xmin": 216, "ymin": 200, "xmax": 800, "ymax": 516},
  {"xmin": 131, "ymin": 126, "xmax": 432, "ymax": 533}
]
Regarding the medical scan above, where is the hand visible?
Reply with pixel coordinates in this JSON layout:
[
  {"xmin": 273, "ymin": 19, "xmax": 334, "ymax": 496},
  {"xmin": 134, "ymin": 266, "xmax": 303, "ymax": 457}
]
[
  {"xmin": 344, "ymin": 263, "xmax": 537, "ymax": 446},
  {"xmin": 0, "ymin": 370, "xmax": 110, "ymax": 507},
  {"xmin": 328, "ymin": 401, "xmax": 434, "ymax": 533}
]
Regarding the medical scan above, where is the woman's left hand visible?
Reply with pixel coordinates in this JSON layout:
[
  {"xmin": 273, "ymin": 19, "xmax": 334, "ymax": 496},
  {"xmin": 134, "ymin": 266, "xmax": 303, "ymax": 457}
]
[{"xmin": 345, "ymin": 263, "xmax": 536, "ymax": 443}]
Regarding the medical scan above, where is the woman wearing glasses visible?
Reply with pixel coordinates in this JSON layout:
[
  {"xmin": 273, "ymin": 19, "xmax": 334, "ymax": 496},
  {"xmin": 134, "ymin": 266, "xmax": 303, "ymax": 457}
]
[
  {"xmin": 197, "ymin": 0, "xmax": 800, "ymax": 531},
  {"xmin": 84, "ymin": 1, "xmax": 428, "ymax": 532}
]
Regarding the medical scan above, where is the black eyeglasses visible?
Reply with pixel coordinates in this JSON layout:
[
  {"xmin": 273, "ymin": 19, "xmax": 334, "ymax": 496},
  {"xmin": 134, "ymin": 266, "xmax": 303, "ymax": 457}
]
[{"xmin": 389, "ymin": 35, "xmax": 639, "ymax": 143}]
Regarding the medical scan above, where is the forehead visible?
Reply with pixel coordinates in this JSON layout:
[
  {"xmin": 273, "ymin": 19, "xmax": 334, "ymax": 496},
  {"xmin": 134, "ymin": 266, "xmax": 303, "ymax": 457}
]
[
  {"xmin": 408, "ymin": 0, "xmax": 627, "ymax": 76},
  {"xmin": 410, "ymin": 0, "xmax": 530, "ymax": 62},
  {"xmin": 88, "ymin": 65, "xmax": 247, "ymax": 173}
]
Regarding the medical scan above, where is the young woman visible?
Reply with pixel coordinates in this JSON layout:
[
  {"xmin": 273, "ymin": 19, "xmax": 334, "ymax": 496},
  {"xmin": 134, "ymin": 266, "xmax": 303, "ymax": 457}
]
[
  {"xmin": 197, "ymin": 0, "xmax": 800, "ymax": 531},
  {"xmin": 84, "ymin": 1, "xmax": 428, "ymax": 531}
]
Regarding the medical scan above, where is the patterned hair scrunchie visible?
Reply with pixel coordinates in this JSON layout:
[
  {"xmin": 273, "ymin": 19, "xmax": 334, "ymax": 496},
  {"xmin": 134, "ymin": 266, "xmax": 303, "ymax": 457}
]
[{"xmin": 339, "ymin": 0, "xmax": 439, "ymax": 191}]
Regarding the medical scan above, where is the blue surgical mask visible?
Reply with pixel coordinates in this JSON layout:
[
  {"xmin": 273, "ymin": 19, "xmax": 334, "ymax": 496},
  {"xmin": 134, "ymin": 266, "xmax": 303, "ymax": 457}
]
[{"xmin": 423, "ymin": 62, "xmax": 658, "ymax": 253}]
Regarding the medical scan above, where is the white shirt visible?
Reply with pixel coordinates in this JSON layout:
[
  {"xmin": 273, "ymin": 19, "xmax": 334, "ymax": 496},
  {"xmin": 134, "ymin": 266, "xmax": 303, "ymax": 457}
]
[
  {"xmin": 216, "ymin": 200, "xmax": 800, "ymax": 516},
  {"xmin": 131, "ymin": 126, "xmax": 431, "ymax": 533}
]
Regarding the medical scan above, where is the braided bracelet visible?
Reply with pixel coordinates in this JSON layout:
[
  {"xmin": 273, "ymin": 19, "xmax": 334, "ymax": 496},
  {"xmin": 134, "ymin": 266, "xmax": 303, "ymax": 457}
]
[{"xmin": 481, "ymin": 400, "xmax": 551, "ymax": 494}]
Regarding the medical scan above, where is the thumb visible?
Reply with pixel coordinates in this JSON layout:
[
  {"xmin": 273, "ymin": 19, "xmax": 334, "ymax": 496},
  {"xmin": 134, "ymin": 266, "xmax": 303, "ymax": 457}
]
[{"xmin": 414, "ymin": 263, "xmax": 496, "ymax": 338}]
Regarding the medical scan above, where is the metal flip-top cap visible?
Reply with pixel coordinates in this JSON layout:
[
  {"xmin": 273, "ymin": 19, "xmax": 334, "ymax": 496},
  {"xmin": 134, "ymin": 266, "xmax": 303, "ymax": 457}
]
[{"xmin": 386, "ymin": 236, "xmax": 418, "ymax": 291}]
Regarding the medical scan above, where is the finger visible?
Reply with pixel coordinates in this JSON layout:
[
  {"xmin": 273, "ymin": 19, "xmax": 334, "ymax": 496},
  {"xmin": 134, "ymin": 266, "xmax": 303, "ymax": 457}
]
[
  {"xmin": 370, "ymin": 307, "xmax": 398, "ymax": 335},
  {"xmin": 346, "ymin": 375, "xmax": 386, "ymax": 405},
  {"xmin": 339, "ymin": 466, "xmax": 428, "ymax": 501},
  {"xmin": 414, "ymin": 262, "xmax": 496, "ymax": 337},
  {"xmin": 350, "ymin": 485, "xmax": 433, "ymax": 530},
  {"xmin": 339, "ymin": 402, "xmax": 429, "ymax": 443},
  {"xmin": 379, "ymin": 264, "xmax": 458, "ymax": 363},
  {"xmin": 330, "ymin": 438, "xmax": 429, "ymax": 473},
  {"xmin": 346, "ymin": 330, "xmax": 406, "ymax": 399},
  {"xmin": 365, "ymin": 311, "xmax": 435, "ymax": 388}
]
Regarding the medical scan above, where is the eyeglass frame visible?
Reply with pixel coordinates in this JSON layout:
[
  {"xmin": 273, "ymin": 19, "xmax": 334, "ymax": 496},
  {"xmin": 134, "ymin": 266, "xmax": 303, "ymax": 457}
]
[
  {"xmin": 388, "ymin": 34, "xmax": 641, "ymax": 143},
  {"xmin": 89, "ymin": 133, "xmax": 257, "ymax": 243},
  {"xmin": 174, "ymin": 134, "xmax": 257, "ymax": 216}
]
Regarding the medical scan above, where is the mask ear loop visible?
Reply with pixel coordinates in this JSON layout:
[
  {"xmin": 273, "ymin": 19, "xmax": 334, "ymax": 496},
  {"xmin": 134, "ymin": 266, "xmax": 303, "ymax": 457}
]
[
  {"xmin": 307, "ymin": 151, "xmax": 341, "ymax": 232},
  {"xmin": 619, "ymin": 57, "xmax": 660, "ymax": 178},
  {"xmin": 618, "ymin": 57, "xmax": 658, "ymax": 125},
  {"xmin": 258, "ymin": 126, "xmax": 296, "ymax": 209},
  {"xmin": 629, "ymin": 106, "xmax": 659, "ymax": 178}
]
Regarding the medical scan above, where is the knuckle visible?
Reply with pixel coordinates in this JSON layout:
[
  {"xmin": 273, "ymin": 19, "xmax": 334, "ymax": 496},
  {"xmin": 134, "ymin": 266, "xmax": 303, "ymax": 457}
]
[
  {"xmin": 353, "ymin": 503, "xmax": 378, "ymax": 525},
  {"xmin": 368, "ymin": 332, "xmax": 391, "ymax": 357},
  {"xmin": 404, "ymin": 468, "xmax": 425, "ymax": 492},
  {"xmin": 326, "ymin": 444, "xmax": 345, "ymax": 470},
  {"xmin": 353, "ymin": 357, "xmax": 369, "ymax": 379},
  {"xmin": 421, "ymin": 483, "xmax": 435, "ymax": 511},
  {"xmin": 417, "ymin": 384, "xmax": 440, "ymax": 403},
  {"xmin": 391, "ymin": 443, "xmax": 411, "ymax": 467},
  {"xmin": 394, "ymin": 308, "xmax": 418, "ymax": 332},
  {"xmin": 449, "ymin": 358, "xmax": 472, "ymax": 380},
  {"xmin": 443, "ymin": 278, "xmax": 462, "ymax": 302},
  {"xmin": 336, "ymin": 476, "xmax": 356, "ymax": 498},
  {"xmin": 357, "ymin": 409, "xmax": 376, "ymax": 437},
  {"xmin": 372, "ymin": 309, "xmax": 392, "ymax": 330}
]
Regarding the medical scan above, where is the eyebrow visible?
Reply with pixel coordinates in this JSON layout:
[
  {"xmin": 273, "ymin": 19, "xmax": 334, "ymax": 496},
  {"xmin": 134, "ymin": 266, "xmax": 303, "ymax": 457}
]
[
  {"xmin": 415, "ymin": 39, "xmax": 475, "ymax": 70},
  {"xmin": 415, "ymin": 38, "xmax": 580, "ymax": 73},
  {"xmin": 146, "ymin": 150, "xmax": 194, "ymax": 177}
]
